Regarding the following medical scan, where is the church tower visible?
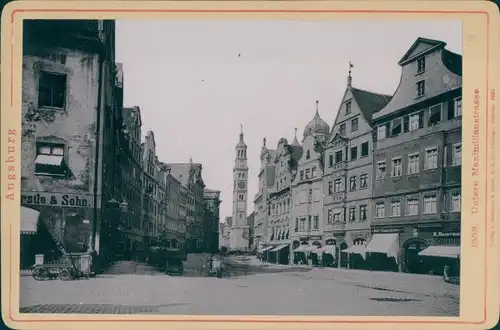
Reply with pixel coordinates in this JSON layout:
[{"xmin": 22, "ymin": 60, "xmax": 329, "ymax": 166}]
[{"xmin": 229, "ymin": 125, "xmax": 250, "ymax": 250}]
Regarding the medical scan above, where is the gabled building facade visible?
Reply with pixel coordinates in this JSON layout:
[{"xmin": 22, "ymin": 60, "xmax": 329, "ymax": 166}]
[
  {"xmin": 141, "ymin": 131, "xmax": 160, "ymax": 246},
  {"xmin": 266, "ymin": 132, "xmax": 303, "ymax": 264},
  {"xmin": 324, "ymin": 71, "xmax": 392, "ymax": 265},
  {"xmin": 118, "ymin": 105, "xmax": 144, "ymax": 259},
  {"xmin": 371, "ymin": 37, "xmax": 462, "ymax": 273},
  {"xmin": 168, "ymin": 160, "xmax": 206, "ymax": 252},
  {"xmin": 252, "ymin": 138, "xmax": 275, "ymax": 251}
]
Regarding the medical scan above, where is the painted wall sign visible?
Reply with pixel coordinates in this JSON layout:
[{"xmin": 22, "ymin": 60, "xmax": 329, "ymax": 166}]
[
  {"xmin": 21, "ymin": 192, "xmax": 93, "ymax": 208},
  {"xmin": 433, "ymin": 231, "xmax": 460, "ymax": 238},
  {"xmin": 371, "ymin": 227, "xmax": 404, "ymax": 234}
]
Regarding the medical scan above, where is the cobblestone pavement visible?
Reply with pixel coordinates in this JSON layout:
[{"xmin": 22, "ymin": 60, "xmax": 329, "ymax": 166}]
[{"xmin": 19, "ymin": 263, "xmax": 459, "ymax": 316}]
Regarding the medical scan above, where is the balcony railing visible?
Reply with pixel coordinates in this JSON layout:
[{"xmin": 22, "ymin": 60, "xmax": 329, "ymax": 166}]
[{"xmin": 333, "ymin": 161, "xmax": 347, "ymax": 171}]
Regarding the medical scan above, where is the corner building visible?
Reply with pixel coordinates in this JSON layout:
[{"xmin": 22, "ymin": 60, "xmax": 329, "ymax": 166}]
[
  {"xmin": 324, "ymin": 73, "xmax": 391, "ymax": 268},
  {"xmin": 370, "ymin": 37, "xmax": 462, "ymax": 274},
  {"xmin": 19, "ymin": 20, "xmax": 117, "ymax": 270}
]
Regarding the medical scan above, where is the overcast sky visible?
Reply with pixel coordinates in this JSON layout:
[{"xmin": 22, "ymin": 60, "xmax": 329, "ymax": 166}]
[{"xmin": 115, "ymin": 19, "xmax": 462, "ymax": 223}]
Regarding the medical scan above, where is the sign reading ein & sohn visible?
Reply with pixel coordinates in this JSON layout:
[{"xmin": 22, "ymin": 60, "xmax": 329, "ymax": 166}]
[{"xmin": 21, "ymin": 192, "xmax": 93, "ymax": 208}]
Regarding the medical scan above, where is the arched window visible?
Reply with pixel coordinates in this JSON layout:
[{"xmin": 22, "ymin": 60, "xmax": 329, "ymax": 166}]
[{"xmin": 306, "ymin": 150, "xmax": 311, "ymax": 159}]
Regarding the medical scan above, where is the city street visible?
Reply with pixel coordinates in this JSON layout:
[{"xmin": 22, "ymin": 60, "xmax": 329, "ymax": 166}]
[{"xmin": 19, "ymin": 260, "xmax": 459, "ymax": 316}]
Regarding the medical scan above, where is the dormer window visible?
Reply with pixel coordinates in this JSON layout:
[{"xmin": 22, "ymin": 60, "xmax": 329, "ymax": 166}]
[
  {"xmin": 345, "ymin": 101, "xmax": 352, "ymax": 115},
  {"xmin": 417, "ymin": 57, "xmax": 426, "ymax": 73},
  {"xmin": 416, "ymin": 80, "xmax": 425, "ymax": 97}
]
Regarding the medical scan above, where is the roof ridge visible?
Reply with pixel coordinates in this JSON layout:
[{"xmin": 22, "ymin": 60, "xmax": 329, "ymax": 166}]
[{"xmin": 351, "ymin": 86, "xmax": 392, "ymax": 98}]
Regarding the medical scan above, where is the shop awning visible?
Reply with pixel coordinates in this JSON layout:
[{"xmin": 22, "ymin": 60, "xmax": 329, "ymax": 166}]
[
  {"xmin": 259, "ymin": 245, "xmax": 275, "ymax": 253},
  {"xmin": 294, "ymin": 245, "xmax": 309, "ymax": 253},
  {"xmin": 318, "ymin": 245, "xmax": 336, "ymax": 256},
  {"xmin": 306, "ymin": 245, "xmax": 319, "ymax": 253},
  {"xmin": 270, "ymin": 244, "xmax": 289, "ymax": 252},
  {"xmin": 21, "ymin": 206, "xmax": 40, "ymax": 235},
  {"xmin": 321, "ymin": 245, "xmax": 336, "ymax": 256},
  {"xmin": 366, "ymin": 233, "xmax": 399, "ymax": 259},
  {"xmin": 343, "ymin": 245, "xmax": 366, "ymax": 259},
  {"xmin": 418, "ymin": 245, "xmax": 461, "ymax": 259},
  {"xmin": 34, "ymin": 154, "xmax": 64, "ymax": 166}
]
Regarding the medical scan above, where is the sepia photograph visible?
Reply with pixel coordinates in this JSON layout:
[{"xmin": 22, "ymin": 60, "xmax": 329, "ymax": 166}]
[{"xmin": 15, "ymin": 17, "xmax": 465, "ymax": 317}]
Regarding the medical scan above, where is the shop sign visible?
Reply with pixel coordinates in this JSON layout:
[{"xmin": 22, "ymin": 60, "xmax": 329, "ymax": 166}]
[
  {"xmin": 433, "ymin": 231, "xmax": 460, "ymax": 238},
  {"xmin": 371, "ymin": 227, "xmax": 404, "ymax": 234},
  {"xmin": 21, "ymin": 192, "xmax": 93, "ymax": 208},
  {"xmin": 310, "ymin": 236, "xmax": 322, "ymax": 240},
  {"xmin": 351, "ymin": 231, "xmax": 369, "ymax": 239}
]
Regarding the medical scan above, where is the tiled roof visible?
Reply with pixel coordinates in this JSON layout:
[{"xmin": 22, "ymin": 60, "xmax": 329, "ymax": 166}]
[
  {"xmin": 351, "ymin": 87, "xmax": 393, "ymax": 120},
  {"xmin": 167, "ymin": 164, "xmax": 191, "ymax": 187},
  {"xmin": 443, "ymin": 49, "xmax": 462, "ymax": 76}
]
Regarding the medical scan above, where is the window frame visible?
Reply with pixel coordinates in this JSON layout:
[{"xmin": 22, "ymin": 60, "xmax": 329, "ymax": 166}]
[
  {"xmin": 406, "ymin": 198, "xmax": 419, "ymax": 216},
  {"xmin": 351, "ymin": 117, "xmax": 358, "ymax": 132},
  {"xmin": 454, "ymin": 97, "xmax": 462, "ymax": 117},
  {"xmin": 451, "ymin": 192, "xmax": 461, "ymax": 212},
  {"xmin": 452, "ymin": 142, "xmax": 462, "ymax": 166},
  {"xmin": 407, "ymin": 152, "xmax": 420, "ymax": 175},
  {"xmin": 360, "ymin": 141, "xmax": 369, "ymax": 157},
  {"xmin": 428, "ymin": 103, "xmax": 443, "ymax": 126},
  {"xmin": 391, "ymin": 156, "xmax": 403, "ymax": 177},
  {"xmin": 417, "ymin": 57, "xmax": 426, "ymax": 73},
  {"xmin": 424, "ymin": 146, "xmax": 439, "ymax": 170},
  {"xmin": 423, "ymin": 195, "xmax": 437, "ymax": 214},
  {"xmin": 376, "ymin": 161, "xmax": 386, "ymax": 180},
  {"xmin": 350, "ymin": 145, "xmax": 358, "ymax": 161},
  {"xmin": 416, "ymin": 80, "xmax": 425, "ymax": 97},
  {"xmin": 345, "ymin": 101, "xmax": 352, "ymax": 115},
  {"xmin": 375, "ymin": 202, "xmax": 385, "ymax": 218},
  {"xmin": 349, "ymin": 176, "xmax": 357, "ymax": 191},
  {"xmin": 360, "ymin": 173, "xmax": 368, "ymax": 189},
  {"xmin": 390, "ymin": 200, "xmax": 401, "ymax": 217},
  {"xmin": 37, "ymin": 70, "xmax": 68, "ymax": 110}
]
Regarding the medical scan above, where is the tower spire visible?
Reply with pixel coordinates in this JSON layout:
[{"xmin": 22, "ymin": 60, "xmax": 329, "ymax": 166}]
[
  {"xmin": 239, "ymin": 124, "xmax": 244, "ymax": 142},
  {"xmin": 347, "ymin": 61, "xmax": 353, "ymax": 86},
  {"xmin": 315, "ymin": 100, "xmax": 319, "ymax": 116},
  {"xmin": 263, "ymin": 137, "xmax": 266, "ymax": 147},
  {"xmin": 291, "ymin": 127, "xmax": 300, "ymax": 146}
]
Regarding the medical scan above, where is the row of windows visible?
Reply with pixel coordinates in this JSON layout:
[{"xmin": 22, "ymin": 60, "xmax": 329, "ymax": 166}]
[
  {"xmin": 237, "ymin": 149, "xmax": 247, "ymax": 158},
  {"xmin": 327, "ymin": 173, "xmax": 369, "ymax": 194},
  {"xmin": 375, "ymin": 193, "xmax": 461, "ymax": 218},
  {"xmin": 268, "ymin": 198, "xmax": 291, "ymax": 216},
  {"xmin": 376, "ymin": 98, "xmax": 462, "ymax": 141},
  {"xmin": 326, "ymin": 141, "xmax": 369, "ymax": 167},
  {"xmin": 295, "ymin": 215, "xmax": 320, "ymax": 231},
  {"xmin": 327, "ymin": 204, "xmax": 368, "ymax": 223},
  {"xmin": 299, "ymin": 165, "xmax": 317, "ymax": 181},
  {"xmin": 376, "ymin": 142, "xmax": 461, "ymax": 179}
]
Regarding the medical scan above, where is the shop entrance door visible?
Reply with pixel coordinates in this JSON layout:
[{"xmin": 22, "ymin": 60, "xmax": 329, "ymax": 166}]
[{"xmin": 404, "ymin": 240, "xmax": 428, "ymax": 274}]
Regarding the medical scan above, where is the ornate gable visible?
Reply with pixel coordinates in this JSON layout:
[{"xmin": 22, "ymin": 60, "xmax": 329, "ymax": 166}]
[
  {"xmin": 398, "ymin": 37, "xmax": 446, "ymax": 66},
  {"xmin": 326, "ymin": 132, "xmax": 348, "ymax": 149}
]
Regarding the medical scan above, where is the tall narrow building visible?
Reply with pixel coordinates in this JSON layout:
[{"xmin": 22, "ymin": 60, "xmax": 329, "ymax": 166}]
[{"xmin": 230, "ymin": 125, "xmax": 250, "ymax": 250}]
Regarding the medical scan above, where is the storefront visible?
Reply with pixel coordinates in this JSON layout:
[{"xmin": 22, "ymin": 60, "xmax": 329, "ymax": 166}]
[
  {"xmin": 21, "ymin": 192, "xmax": 95, "ymax": 255},
  {"xmin": 416, "ymin": 231, "xmax": 461, "ymax": 276},
  {"xmin": 269, "ymin": 243, "xmax": 290, "ymax": 265},
  {"xmin": 365, "ymin": 227, "xmax": 402, "ymax": 272},
  {"xmin": 292, "ymin": 236, "xmax": 322, "ymax": 266}
]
